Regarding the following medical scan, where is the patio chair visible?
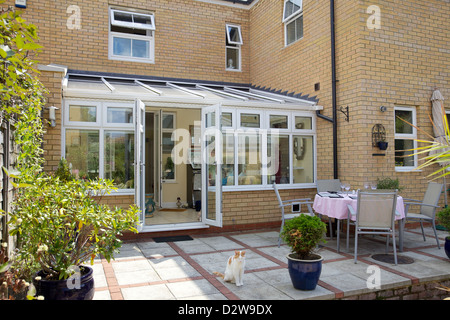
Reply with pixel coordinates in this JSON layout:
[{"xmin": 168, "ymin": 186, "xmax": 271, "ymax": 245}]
[
  {"xmin": 316, "ymin": 179, "xmax": 341, "ymax": 239},
  {"xmin": 347, "ymin": 190, "xmax": 399, "ymax": 265},
  {"xmin": 403, "ymin": 182, "xmax": 443, "ymax": 249},
  {"xmin": 273, "ymin": 183, "xmax": 314, "ymax": 247}
]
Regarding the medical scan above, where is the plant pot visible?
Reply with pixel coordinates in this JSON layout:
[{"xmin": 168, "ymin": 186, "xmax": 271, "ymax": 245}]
[
  {"xmin": 33, "ymin": 266, "xmax": 94, "ymax": 300},
  {"xmin": 445, "ymin": 237, "xmax": 450, "ymax": 260},
  {"xmin": 286, "ymin": 253, "xmax": 323, "ymax": 290},
  {"xmin": 377, "ymin": 141, "xmax": 388, "ymax": 150}
]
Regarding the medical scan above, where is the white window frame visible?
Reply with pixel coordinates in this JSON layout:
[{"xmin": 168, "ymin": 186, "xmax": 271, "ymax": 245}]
[
  {"xmin": 221, "ymin": 109, "xmax": 316, "ymax": 191},
  {"xmin": 63, "ymin": 99, "xmax": 135, "ymax": 194},
  {"xmin": 161, "ymin": 111, "xmax": 177, "ymax": 183},
  {"xmin": 394, "ymin": 106, "xmax": 418, "ymax": 172},
  {"xmin": 108, "ymin": 8, "xmax": 155, "ymax": 64},
  {"xmin": 225, "ymin": 24, "xmax": 242, "ymax": 72},
  {"xmin": 283, "ymin": 0, "xmax": 304, "ymax": 46}
]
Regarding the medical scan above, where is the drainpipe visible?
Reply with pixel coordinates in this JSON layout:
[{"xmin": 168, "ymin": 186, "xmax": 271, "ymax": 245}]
[{"xmin": 317, "ymin": 0, "xmax": 338, "ymax": 180}]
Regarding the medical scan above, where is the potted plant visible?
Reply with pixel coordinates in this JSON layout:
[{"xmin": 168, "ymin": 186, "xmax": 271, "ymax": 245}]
[
  {"xmin": 377, "ymin": 138, "xmax": 388, "ymax": 150},
  {"xmin": 437, "ymin": 207, "xmax": 450, "ymax": 259},
  {"xmin": 280, "ymin": 214, "xmax": 327, "ymax": 290},
  {"xmin": 377, "ymin": 177, "xmax": 403, "ymax": 191},
  {"xmin": 8, "ymin": 160, "xmax": 140, "ymax": 300}
]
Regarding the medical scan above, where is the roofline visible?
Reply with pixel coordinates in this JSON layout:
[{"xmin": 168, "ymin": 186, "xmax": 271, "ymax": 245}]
[{"xmin": 66, "ymin": 69, "xmax": 319, "ymax": 104}]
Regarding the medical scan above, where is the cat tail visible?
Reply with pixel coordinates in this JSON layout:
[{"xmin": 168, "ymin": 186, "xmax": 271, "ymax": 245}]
[{"xmin": 213, "ymin": 271, "xmax": 224, "ymax": 278}]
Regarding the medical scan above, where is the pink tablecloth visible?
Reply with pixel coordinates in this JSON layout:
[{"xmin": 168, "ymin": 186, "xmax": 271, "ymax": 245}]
[{"xmin": 313, "ymin": 193, "xmax": 405, "ymax": 220}]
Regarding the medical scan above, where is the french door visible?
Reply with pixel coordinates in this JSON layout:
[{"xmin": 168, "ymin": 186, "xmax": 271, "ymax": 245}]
[
  {"xmin": 201, "ymin": 104, "xmax": 223, "ymax": 227},
  {"xmin": 135, "ymin": 99, "xmax": 146, "ymax": 230}
]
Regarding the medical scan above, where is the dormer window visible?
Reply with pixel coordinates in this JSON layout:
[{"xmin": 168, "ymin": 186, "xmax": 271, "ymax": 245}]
[{"xmin": 109, "ymin": 8, "xmax": 155, "ymax": 63}]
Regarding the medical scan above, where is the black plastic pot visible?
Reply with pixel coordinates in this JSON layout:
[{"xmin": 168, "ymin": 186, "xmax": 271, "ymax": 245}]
[{"xmin": 33, "ymin": 266, "xmax": 94, "ymax": 300}]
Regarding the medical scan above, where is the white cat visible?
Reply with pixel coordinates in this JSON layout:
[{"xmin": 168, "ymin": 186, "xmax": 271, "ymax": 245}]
[{"xmin": 214, "ymin": 250, "xmax": 246, "ymax": 286}]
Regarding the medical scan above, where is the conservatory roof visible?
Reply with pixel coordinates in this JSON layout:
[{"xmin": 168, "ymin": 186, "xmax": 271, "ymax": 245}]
[{"xmin": 62, "ymin": 71, "xmax": 321, "ymax": 111}]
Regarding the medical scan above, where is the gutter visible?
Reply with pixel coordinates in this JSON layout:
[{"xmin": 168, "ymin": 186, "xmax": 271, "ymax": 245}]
[{"xmin": 316, "ymin": 0, "xmax": 338, "ymax": 179}]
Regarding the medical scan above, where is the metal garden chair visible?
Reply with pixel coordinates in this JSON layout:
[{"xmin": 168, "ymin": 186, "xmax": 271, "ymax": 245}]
[
  {"xmin": 273, "ymin": 183, "xmax": 314, "ymax": 247},
  {"xmin": 403, "ymin": 182, "xmax": 443, "ymax": 249},
  {"xmin": 316, "ymin": 179, "xmax": 342, "ymax": 239},
  {"xmin": 347, "ymin": 190, "xmax": 399, "ymax": 265}
]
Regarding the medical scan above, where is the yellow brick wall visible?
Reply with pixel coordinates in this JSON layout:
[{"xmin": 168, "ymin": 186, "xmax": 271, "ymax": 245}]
[{"xmin": 4, "ymin": 0, "xmax": 449, "ymax": 227}]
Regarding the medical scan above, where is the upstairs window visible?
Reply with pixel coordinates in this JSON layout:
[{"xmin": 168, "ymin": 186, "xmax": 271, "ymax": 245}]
[
  {"xmin": 283, "ymin": 0, "xmax": 303, "ymax": 46},
  {"xmin": 226, "ymin": 24, "xmax": 242, "ymax": 71},
  {"xmin": 109, "ymin": 8, "xmax": 155, "ymax": 63}
]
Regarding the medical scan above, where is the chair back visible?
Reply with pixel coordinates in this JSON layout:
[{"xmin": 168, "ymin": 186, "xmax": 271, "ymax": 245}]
[
  {"xmin": 356, "ymin": 190, "xmax": 397, "ymax": 229},
  {"xmin": 421, "ymin": 182, "xmax": 443, "ymax": 217},
  {"xmin": 316, "ymin": 179, "xmax": 341, "ymax": 193}
]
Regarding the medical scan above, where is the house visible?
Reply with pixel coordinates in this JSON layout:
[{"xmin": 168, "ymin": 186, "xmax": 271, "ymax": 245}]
[{"xmin": 4, "ymin": 0, "xmax": 449, "ymax": 236}]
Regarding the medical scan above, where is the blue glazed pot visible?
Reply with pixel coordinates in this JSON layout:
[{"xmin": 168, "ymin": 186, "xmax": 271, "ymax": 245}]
[
  {"xmin": 33, "ymin": 266, "xmax": 95, "ymax": 300},
  {"xmin": 445, "ymin": 237, "xmax": 450, "ymax": 260},
  {"xmin": 287, "ymin": 253, "xmax": 323, "ymax": 290}
]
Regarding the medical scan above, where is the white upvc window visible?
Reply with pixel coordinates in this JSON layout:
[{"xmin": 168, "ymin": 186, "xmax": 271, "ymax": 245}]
[
  {"xmin": 226, "ymin": 24, "xmax": 242, "ymax": 71},
  {"xmin": 63, "ymin": 100, "xmax": 135, "ymax": 193},
  {"xmin": 283, "ymin": 0, "xmax": 303, "ymax": 46},
  {"xmin": 109, "ymin": 8, "xmax": 155, "ymax": 63},
  {"xmin": 220, "ymin": 109, "xmax": 316, "ymax": 189},
  {"xmin": 394, "ymin": 106, "xmax": 417, "ymax": 171}
]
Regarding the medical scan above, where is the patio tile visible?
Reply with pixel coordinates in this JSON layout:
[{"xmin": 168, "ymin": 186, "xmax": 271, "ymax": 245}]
[
  {"xmin": 198, "ymin": 236, "xmax": 244, "ymax": 251},
  {"xmin": 93, "ymin": 290, "xmax": 111, "ymax": 300},
  {"xmin": 166, "ymin": 279, "xmax": 220, "ymax": 299},
  {"xmin": 173, "ymin": 239, "xmax": 216, "ymax": 254},
  {"xmin": 112, "ymin": 260, "xmax": 162, "ymax": 285},
  {"xmin": 218, "ymin": 273, "xmax": 292, "ymax": 300},
  {"xmin": 113, "ymin": 243, "xmax": 145, "ymax": 260},
  {"xmin": 121, "ymin": 284, "xmax": 175, "ymax": 300},
  {"xmin": 137, "ymin": 241, "xmax": 178, "ymax": 257},
  {"xmin": 230, "ymin": 233, "xmax": 277, "ymax": 247},
  {"xmin": 148, "ymin": 256, "xmax": 201, "ymax": 280}
]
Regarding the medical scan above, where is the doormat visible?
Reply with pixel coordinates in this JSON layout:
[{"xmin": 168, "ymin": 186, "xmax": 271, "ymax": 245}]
[
  {"xmin": 159, "ymin": 208, "xmax": 186, "ymax": 212},
  {"xmin": 371, "ymin": 254, "xmax": 414, "ymax": 265},
  {"xmin": 153, "ymin": 235, "xmax": 193, "ymax": 243}
]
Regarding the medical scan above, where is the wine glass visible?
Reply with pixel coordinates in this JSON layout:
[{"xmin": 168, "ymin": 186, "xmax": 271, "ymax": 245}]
[
  {"xmin": 344, "ymin": 183, "xmax": 350, "ymax": 192},
  {"xmin": 371, "ymin": 182, "xmax": 377, "ymax": 190},
  {"xmin": 364, "ymin": 181, "xmax": 370, "ymax": 189}
]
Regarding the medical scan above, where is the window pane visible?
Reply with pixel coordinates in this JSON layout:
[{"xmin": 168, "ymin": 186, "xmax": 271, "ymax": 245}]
[
  {"xmin": 65, "ymin": 129, "xmax": 99, "ymax": 180},
  {"xmin": 113, "ymin": 37, "xmax": 132, "ymax": 56},
  {"xmin": 114, "ymin": 11, "xmax": 133, "ymax": 23},
  {"xmin": 69, "ymin": 105, "xmax": 97, "ymax": 122},
  {"xmin": 395, "ymin": 110, "xmax": 413, "ymax": 134},
  {"xmin": 292, "ymin": 136, "xmax": 314, "ymax": 184},
  {"xmin": 295, "ymin": 116, "xmax": 312, "ymax": 129},
  {"xmin": 395, "ymin": 139, "xmax": 415, "ymax": 167},
  {"xmin": 268, "ymin": 135, "xmax": 290, "ymax": 184},
  {"xmin": 132, "ymin": 39, "xmax": 150, "ymax": 58},
  {"xmin": 286, "ymin": 15, "xmax": 303, "ymax": 45},
  {"xmin": 162, "ymin": 113, "xmax": 174, "ymax": 129},
  {"xmin": 205, "ymin": 112, "xmax": 215, "ymax": 128},
  {"xmin": 238, "ymin": 133, "xmax": 261, "ymax": 185},
  {"xmin": 226, "ymin": 47, "xmax": 239, "ymax": 70},
  {"xmin": 222, "ymin": 112, "xmax": 232, "ymax": 127},
  {"xmin": 270, "ymin": 115, "xmax": 288, "ymax": 129},
  {"xmin": 107, "ymin": 107, "xmax": 133, "ymax": 123},
  {"xmin": 240, "ymin": 113, "xmax": 260, "ymax": 128},
  {"xmin": 133, "ymin": 14, "xmax": 153, "ymax": 26},
  {"xmin": 104, "ymin": 132, "xmax": 135, "ymax": 188},
  {"xmin": 284, "ymin": 0, "xmax": 302, "ymax": 20},
  {"xmin": 223, "ymin": 132, "xmax": 235, "ymax": 186},
  {"xmin": 226, "ymin": 25, "xmax": 242, "ymax": 45},
  {"xmin": 162, "ymin": 132, "xmax": 175, "ymax": 180}
]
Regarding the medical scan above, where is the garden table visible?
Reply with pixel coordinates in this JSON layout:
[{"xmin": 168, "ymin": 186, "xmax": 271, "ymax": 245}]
[{"xmin": 313, "ymin": 192, "xmax": 406, "ymax": 252}]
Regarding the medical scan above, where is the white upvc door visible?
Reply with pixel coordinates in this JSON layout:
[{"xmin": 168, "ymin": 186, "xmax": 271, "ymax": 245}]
[
  {"xmin": 201, "ymin": 104, "xmax": 223, "ymax": 227},
  {"xmin": 135, "ymin": 99, "xmax": 146, "ymax": 230}
]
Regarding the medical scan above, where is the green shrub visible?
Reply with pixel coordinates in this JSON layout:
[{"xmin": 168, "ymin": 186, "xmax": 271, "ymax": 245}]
[
  {"xmin": 280, "ymin": 214, "xmax": 327, "ymax": 260},
  {"xmin": 437, "ymin": 207, "xmax": 450, "ymax": 234},
  {"xmin": 377, "ymin": 177, "xmax": 402, "ymax": 191}
]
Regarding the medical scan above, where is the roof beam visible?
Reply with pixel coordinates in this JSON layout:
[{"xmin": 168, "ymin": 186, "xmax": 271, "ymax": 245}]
[
  {"xmin": 101, "ymin": 77, "xmax": 115, "ymax": 92},
  {"xmin": 224, "ymin": 87, "xmax": 285, "ymax": 103},
  {"xmin": 196, "ymin": 85, "xmax": 248, "ymax": 101},
  {"xmin": 135, "ymin": 80, "xmax": 163, "ymax": 96},
  {"xmin": 167, "ymin": 82, "xmax": 206, "ymax": 98}
]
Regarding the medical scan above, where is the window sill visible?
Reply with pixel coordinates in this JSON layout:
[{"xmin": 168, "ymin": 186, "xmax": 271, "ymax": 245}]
[{"xmin": 108, "ymin": 55, "xmax": 155, "ymax": 64}]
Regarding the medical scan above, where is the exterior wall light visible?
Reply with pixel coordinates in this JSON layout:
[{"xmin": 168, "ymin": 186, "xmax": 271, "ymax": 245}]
[
  {"xmin": 380, "ymin": 106, "xmax": 387, "ymax": 112},
  {"xmin": 47, "ymin": 106, "xmax": 59, "ymax": 127}
]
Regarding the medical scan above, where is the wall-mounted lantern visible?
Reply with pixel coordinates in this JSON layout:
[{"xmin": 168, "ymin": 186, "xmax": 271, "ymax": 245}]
[
  {"xmin": 47, "ymin": 106, "xmax": 59, "ymax": 127},
  {"xmin": 372, "ymin": 124, "xmax": 388, "ymax": 150}
]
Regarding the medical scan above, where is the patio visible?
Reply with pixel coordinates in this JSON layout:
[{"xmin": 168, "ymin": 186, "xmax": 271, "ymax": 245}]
[{"xmin": 91, "ymin": 225, "xmax": 450, "ymax": 300}]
